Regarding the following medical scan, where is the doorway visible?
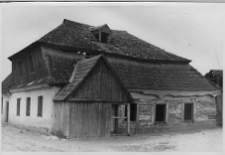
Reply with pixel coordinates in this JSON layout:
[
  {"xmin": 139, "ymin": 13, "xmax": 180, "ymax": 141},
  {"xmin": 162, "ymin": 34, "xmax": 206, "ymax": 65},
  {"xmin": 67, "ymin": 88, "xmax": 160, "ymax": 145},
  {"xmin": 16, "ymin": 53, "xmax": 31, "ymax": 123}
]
[
  {"xmin": 155, "ymin": 104, "xmax": 166, "ymax": 123},
  {"xmin": 5, "ymin": 101, "xmax": 9, "ymax": 122},
  {"xmin": 184, "ymin": 103, "xmax": 193, "ymax": 121}
]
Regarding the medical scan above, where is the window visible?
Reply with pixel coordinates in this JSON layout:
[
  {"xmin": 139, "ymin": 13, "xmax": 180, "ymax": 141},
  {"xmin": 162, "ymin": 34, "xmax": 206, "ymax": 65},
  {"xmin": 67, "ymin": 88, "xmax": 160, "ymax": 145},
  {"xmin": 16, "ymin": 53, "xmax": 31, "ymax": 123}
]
[
  {"xmin": 101, "ymin": 32, "xmax": 110, "ymax": 43},
  {"xmin": 92, "ymin": 30, "xmax": 111, "ymax": 44},
  {"xmin": 155, "ymin": 104, "xmax": 166, "ymax": 123},
  {"xmin": 26, "ymin": 97, "xmax": 31, "ymax": 116},
  {"xmin": 28, "ymin": 55, "xmax": 34, "ymax": 73},
  {"xmin": 184, "ymin": 103, "xmax": 193, "ymax": 121},
  {"xmin": 94, "ymin": 33, "xmax": 100, "ymax": 41},
  {"xmin": 125, "ymin": 104, "xmax": 137, "ymax": 121},
  {"xmin": 17, "ymin": 98, "xmax": 21, "ymax": 116},
  {"xmin": 18, "ymin": 61, "xmax": 23, "ymax": 77},
  {"xmin": 37, "ymin": 96, "xmax": 43, "ymax": 117}
]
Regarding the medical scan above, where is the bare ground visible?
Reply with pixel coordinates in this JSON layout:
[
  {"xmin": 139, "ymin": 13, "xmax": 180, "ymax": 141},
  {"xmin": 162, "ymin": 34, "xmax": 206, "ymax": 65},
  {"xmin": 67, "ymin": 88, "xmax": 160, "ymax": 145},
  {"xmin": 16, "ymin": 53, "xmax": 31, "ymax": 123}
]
[{"xmin": 1, "ymin": 120, "xmax": 223, "ymax": 152}]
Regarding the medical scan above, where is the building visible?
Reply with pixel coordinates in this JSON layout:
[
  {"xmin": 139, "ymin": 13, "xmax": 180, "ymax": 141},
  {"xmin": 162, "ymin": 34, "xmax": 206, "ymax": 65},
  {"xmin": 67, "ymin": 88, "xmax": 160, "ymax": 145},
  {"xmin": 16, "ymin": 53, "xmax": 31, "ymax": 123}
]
[
  {"xmin": 205, "ymin": 70, "xmax": 223, "ymax": 89},
  {"xmin": 1, "ymin": 19, "xmax": 220, "ymax": 138},
  {"xmin": 205, "ymin": 70, "xmax": 223, "ymax": 126}
]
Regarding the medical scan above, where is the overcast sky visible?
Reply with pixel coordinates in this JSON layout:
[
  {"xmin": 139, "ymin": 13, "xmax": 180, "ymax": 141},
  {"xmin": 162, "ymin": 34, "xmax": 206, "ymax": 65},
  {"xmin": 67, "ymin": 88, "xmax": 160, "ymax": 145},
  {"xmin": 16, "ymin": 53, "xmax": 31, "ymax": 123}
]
[{"xmin": 1, "ymin": 2, "xmax": 224, "ymax": 81}]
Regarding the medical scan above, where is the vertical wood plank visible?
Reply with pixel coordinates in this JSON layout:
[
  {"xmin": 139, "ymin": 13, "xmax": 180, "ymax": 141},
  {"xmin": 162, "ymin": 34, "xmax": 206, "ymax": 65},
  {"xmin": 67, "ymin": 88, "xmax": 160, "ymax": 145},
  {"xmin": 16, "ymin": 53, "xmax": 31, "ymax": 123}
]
[
  {"xmin": 89, "ymin": 103, "xmax": 93, "ymax": 137},
  {"xmin": 102, "ymin": 104, "xmax": 106, "ymax": 136},
  {"xmin": 98, "ymin": 102, "xmax": 102, "ymax": 137},
  {"xmin": 77, "ymin": 103, "xmax": 81, "ymax": 138},
  {"xmin": 95, "ymin": 102, "xmax": 98, "ymax": 137},
  {"xmin": 85, "ymin": 103, "xmax": 89, "ymax": 137},
  {"xmin": 69, "ymin": 103, "xmax": 73, "ymax": 138},
  {"xmin": 81, "ymin": 103, "xmax": 85, "ymax": 137},
  {"xmin": 127, "ymin": 103, "xmax": 130, "ymax": 135},
  {"xmin": 136, "ymin": 103, "xmax": 140, "ymax": 134}
]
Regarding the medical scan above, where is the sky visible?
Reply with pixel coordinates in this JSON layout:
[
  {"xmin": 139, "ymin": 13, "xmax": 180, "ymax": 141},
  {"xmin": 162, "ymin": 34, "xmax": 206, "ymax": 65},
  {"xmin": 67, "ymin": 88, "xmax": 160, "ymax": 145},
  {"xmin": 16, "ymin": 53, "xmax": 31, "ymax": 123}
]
[{"xmin": 1, "ymin": 2, "xmax": 224, "ymax": 81}]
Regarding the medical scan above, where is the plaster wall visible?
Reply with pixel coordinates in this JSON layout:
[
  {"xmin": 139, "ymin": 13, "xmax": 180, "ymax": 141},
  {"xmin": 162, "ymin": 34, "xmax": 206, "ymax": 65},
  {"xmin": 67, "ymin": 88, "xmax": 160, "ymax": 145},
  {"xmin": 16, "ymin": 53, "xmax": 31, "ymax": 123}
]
[
  {"xmin": 117, "ymin": 92, "xmax": 217, "ymax": 133},
  {"xmin": 1, "ymin": 94, "xmax": 10, "ymax": 123},
  {"xmin": 3, "ymin": 86, "xmax": 60, "ymax": 132}
]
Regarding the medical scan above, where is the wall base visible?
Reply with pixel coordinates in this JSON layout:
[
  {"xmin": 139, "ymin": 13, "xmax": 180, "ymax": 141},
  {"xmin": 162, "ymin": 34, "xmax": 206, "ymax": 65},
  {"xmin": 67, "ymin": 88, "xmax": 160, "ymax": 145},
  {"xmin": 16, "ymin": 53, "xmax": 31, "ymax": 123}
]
[{"xmin": 9, "ymin": 123, "xmax": 51, "ymax": 135}]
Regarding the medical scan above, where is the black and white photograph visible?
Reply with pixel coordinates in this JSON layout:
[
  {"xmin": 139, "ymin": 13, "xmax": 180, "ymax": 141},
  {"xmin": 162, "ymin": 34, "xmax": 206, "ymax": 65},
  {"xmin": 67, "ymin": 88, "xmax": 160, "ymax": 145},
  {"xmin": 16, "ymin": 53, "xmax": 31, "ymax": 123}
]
[{"xmin": 1, "ymin": 2, "xmax": 224, "ymax": 153}]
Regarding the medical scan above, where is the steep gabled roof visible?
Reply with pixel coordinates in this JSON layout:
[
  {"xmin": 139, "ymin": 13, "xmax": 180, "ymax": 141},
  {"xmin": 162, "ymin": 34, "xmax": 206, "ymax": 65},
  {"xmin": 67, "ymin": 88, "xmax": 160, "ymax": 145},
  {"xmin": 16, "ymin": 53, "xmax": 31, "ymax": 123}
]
[
  {"xmin": 54, "ymin": 55, "xmax": 133, "ymax": 101},
  {"xmin": 90, "ymin": 24, "xmax": 111, "ymax": 33},
  {"xmin": 32, "ymin": 19, "xmax": 189, "ymax": 62}
]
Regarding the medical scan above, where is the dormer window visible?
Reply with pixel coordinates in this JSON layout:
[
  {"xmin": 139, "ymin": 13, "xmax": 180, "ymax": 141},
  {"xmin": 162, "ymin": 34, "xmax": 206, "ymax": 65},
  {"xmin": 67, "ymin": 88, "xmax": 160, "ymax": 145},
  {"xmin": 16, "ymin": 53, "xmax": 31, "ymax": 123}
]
[
  {"xmin": 101, "ymin": 32, "xmax": 110, "ymax": 43},
  {"xmin": 91, "ymin": 24, "xmax": 112, "ymax": 44}
]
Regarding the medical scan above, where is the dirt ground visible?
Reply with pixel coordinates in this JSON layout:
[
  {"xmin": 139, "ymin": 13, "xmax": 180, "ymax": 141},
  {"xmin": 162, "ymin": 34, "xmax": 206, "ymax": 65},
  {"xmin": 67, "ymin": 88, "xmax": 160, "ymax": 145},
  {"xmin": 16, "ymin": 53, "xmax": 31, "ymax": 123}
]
[{"xmin": 1, "ymin": 120, "xmax": 223, "ymax": 152}]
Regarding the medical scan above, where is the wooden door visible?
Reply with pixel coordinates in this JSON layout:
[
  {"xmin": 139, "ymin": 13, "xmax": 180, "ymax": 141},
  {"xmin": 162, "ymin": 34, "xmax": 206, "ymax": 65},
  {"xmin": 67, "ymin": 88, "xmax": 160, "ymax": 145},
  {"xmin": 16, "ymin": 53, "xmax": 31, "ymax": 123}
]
[{"xmin": 70, "ymin": 102, "xmax": 112, "ymax": 138}]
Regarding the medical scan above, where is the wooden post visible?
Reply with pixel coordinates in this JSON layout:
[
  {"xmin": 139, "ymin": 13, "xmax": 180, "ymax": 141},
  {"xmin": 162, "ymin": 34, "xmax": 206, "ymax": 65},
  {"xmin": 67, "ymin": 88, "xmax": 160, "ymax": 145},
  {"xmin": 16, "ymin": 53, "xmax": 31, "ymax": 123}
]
[
  {"xmin": 115, "ymin": 105, "xmax": 118, "ymax": 133},
  {"xmin": 136, "ymin": 103, "xmax": 139, "ymax": 134},
  {"xmin": 127, "ymin": 103, "xmax": 130, "ymax": 135}
]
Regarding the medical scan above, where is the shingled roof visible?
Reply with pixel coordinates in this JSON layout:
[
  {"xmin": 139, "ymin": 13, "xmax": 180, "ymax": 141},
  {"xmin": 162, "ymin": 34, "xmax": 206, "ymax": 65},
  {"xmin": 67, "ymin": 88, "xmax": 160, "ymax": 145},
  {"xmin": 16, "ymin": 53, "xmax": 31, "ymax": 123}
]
[
  {"xmin": 37, "ymin": 19, "xmax": 190, "ymax": 62},
  {"xmin": 110, "ymin": 61, "xmax": 217, "ymax": 91},
  {"xmin": 5, "ymin": 19, "xmax": 217, "ymax": 93},
  {"xmin": 54, "ymin": 55, "xmax": 133, "ymax": 101},
  {"xmin": 54, "ymin": 55, "xmax": 102, "ymax": 101}
]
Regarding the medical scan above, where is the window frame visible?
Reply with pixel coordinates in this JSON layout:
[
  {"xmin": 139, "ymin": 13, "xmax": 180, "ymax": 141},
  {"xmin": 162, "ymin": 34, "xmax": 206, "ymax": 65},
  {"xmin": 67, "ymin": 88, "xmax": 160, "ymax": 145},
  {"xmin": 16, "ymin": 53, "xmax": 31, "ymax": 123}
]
[
  {"xmin": 17, "ymin": 98, "xmax": 21, "ymax": 116},
  {"xmin": 37, "ymin": 96, "xmax": 43, "ymax": 117},
  {"xmin": 183, "ymin": 103, "xmax": 194, "ymax": 122},
  {"xmin": 26, "ymin": 97, "xmax": 31, "ymax": 116}
]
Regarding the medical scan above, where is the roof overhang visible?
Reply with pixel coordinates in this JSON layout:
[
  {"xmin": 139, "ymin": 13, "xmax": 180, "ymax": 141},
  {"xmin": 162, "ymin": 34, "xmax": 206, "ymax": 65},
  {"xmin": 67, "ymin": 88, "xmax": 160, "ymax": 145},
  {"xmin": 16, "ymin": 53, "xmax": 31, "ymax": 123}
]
[
  {"xmin": 129, "ymin": 89, "xmax": 222, "ymax": 98},
  {"xmin": 9, "ymin": 84, "xmax": 50, "ymax": 93}
]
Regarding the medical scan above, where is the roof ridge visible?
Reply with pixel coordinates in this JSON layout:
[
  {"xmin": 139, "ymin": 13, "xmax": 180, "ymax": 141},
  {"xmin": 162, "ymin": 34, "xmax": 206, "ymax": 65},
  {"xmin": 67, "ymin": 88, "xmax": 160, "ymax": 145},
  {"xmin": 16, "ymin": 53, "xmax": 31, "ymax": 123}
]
[
  {"xmin": 63, "ymin": 19, "xmax": 92, "ymax": 28},
  {"xmin": 79, "ymin": 54, "xmax": 102, "ymax": 64}
]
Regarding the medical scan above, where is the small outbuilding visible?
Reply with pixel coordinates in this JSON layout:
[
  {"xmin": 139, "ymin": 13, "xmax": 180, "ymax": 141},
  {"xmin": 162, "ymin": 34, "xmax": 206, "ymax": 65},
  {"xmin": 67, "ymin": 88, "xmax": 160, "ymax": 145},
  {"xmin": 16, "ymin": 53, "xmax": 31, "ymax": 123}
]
[
  {"xmin": 205, "ymin": 70, "xmax": 223, "ymax": 126},
  {"xmin": 53, "ymin": 55, "xmax": 133, "ymax": 138}
]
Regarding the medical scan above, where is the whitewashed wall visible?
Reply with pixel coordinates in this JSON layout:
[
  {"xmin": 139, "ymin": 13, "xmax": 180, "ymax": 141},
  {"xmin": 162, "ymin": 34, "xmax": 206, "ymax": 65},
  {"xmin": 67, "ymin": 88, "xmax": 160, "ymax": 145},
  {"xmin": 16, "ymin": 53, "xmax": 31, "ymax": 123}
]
[
  {"xmin": 5, "ymin": 86, "xmax": 59, "ymax": 130},
  {"xmin": 1, "ymin": 94, "xmax": 10, "ymax": 123}
]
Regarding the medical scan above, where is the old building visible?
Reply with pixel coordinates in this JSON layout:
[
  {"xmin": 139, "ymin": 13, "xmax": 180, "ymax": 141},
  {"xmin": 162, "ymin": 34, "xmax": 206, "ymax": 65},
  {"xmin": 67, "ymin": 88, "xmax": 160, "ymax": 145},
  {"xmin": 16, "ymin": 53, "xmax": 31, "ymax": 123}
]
[
  {"xmin": 205, "ymin": 70, "xmax": 223, "ymax": 89},
  {"xmin": 205, "ymin": 70, "xmax": 223, "ymax": 126},
  {"xmin": 1, "ymin": 19, "xmax": 221, "ymax": 138}
]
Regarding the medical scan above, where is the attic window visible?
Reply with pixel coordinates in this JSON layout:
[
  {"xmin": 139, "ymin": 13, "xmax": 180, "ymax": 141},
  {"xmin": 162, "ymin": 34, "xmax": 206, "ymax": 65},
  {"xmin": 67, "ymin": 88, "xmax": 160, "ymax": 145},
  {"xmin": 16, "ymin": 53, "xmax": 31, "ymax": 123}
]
[
  {"xmin": 91, "ymin": 25, "xmax": 111, "ymax": 44},
  {"xmin": 101, "ymin": 32, "xmax": 110, "ymax": 43},
  {"xmin": 93, "ymin": 31, "xmax": 110, "ymax": 44}
]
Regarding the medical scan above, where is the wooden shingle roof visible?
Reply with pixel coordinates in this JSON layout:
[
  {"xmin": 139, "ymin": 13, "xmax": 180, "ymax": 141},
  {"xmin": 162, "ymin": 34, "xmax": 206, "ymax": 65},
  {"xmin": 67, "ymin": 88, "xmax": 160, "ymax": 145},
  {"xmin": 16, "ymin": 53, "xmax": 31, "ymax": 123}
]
[
  {"xmin": 5, "ymin": 19, "xmax": 217, "ymax": 92},
  {"xmin": 110, "ymin": 61, "xmax": 217, "ymax": 91},
  {"xmin": 54, "ymin": 55, "xmax": 102, "ymax": 101},
  {"xmin": 54, "ymin": 55, "xmax": 133, "ymax": 101},
  {"xmin": 37, "ymin": 19, "xmax": 189, "ymax": 62}
]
